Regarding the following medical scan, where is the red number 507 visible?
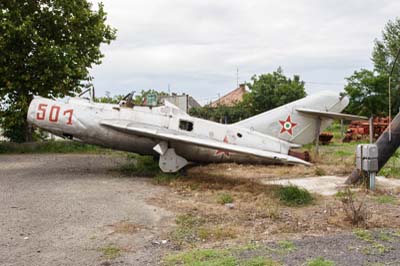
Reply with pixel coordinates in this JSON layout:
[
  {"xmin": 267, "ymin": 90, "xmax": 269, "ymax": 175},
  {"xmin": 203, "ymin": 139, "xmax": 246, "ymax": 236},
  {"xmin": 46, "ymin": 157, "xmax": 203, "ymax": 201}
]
[{"xmin": 36, "ymin": 104, "xmax": 73, "ymax": 125}]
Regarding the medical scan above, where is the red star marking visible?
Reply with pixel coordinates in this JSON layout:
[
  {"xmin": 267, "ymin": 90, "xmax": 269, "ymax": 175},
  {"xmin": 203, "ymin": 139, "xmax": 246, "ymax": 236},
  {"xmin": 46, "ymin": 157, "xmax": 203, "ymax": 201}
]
[
  {"xmin": 215, "ymin": 136, "xmax": 230, "ymax": 157},
  {"xmin": 279, "ymin": 115, "xmax": 297, "ymax": 135}
]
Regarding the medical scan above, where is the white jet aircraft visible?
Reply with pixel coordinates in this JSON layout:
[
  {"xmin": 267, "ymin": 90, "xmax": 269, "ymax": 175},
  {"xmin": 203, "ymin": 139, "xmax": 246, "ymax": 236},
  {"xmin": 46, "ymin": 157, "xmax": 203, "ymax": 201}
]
[{"xmin": 27, "ymin": 91, "xmax": 362, "ymax": 173}]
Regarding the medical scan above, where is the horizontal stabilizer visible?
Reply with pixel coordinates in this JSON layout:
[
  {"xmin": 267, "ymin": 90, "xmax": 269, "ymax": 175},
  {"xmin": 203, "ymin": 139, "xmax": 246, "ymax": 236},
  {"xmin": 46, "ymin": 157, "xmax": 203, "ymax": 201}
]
[{"xmin": 296, "ymin": 108, "xmax": 368, "ymax": 121}]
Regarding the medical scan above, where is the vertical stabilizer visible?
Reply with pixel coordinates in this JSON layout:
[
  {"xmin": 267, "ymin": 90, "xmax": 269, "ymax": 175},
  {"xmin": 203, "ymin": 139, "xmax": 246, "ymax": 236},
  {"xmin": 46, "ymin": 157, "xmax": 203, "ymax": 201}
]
[{"xmin": 234, "ymin": 91, "xmax": 349, "ymax": 145}]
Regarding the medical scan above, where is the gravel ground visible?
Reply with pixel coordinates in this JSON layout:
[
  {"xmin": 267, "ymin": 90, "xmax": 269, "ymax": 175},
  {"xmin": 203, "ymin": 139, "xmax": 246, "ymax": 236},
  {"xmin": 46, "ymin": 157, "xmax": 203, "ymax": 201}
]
[
  {"xmin": 0, "ymin": 154, "xmax": 174, "ymax": 266},
  {"xmin": 263, "ymin": 230, "xmax": 400, "ymax": 265}
]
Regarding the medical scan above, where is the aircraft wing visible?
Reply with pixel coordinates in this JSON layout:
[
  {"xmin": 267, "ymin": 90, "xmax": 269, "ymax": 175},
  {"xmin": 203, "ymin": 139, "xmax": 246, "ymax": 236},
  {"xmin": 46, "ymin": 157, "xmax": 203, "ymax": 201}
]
[
  {"xmin": 296, "ymin": 108, "xmax": 368, "ymax": 120},
  {"xmin": 100, "ymin": 120, "xmax": 311, "ymax": 166}
]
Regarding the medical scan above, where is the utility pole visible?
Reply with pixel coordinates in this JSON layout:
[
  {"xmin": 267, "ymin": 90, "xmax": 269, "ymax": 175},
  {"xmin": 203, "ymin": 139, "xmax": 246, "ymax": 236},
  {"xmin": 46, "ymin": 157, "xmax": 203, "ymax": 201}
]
[{"xmin": 236, "ymin": 67, "xmax": 239, "ymax": 89}]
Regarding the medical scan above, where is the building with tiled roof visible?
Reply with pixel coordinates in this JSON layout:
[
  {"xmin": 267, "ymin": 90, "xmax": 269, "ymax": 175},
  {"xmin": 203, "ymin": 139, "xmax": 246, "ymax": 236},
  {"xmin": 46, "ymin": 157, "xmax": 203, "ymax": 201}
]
[{"xmin": 210, "ymin": 84, "xmax": 247, "ymax": 107}]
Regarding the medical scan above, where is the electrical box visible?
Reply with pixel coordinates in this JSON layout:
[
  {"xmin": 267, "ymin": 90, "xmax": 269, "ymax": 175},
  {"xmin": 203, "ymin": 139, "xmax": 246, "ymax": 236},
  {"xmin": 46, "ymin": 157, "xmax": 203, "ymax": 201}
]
[
  {"xmin": 356, "ymin": 144, "xmax": 379, "ymax": 172},
  {"xmin": 362, "ymin": 159, "xmax": 379, "ymax": 172}
]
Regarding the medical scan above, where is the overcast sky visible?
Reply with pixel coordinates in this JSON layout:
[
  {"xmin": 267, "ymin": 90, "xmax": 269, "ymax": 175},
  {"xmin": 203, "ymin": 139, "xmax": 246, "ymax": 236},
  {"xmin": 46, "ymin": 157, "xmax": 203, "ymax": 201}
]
[{"xmin": 89, "ymin": 0, "xmax": 399, "ymax": 105}]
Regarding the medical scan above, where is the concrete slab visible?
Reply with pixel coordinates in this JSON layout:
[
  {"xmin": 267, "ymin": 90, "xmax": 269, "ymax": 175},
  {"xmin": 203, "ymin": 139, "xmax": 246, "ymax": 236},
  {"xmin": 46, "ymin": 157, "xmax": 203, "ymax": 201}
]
[{"xmin": 262, "ymin": 176, "xmax": 400, "ymax": 196}]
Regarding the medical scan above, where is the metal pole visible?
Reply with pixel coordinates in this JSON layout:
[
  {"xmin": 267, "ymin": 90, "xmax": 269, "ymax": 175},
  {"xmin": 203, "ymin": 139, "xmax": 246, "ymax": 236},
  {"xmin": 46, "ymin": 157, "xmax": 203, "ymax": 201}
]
[
  {"xmin": 369, "ymin": 116, "xmax": 374, "ymax": 144},
  {"xmin": 236, "ymin": 67, "xmax": 239, "ymax": 89},
  {"xmin": 369, "ymin": 172, "xmax": 376, "ymax": 191},
  {"xmin": 315, "ymin": 117, "xmax": 321, "ymax": 156},
  {"xmin": 340, "ymin": 119, "xmax": 344, "ymax": 140}
]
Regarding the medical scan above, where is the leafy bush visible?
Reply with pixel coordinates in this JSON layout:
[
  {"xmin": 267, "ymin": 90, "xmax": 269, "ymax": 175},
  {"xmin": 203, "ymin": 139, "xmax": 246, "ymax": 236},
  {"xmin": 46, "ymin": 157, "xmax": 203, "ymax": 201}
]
[{"xmin": 278, "ymin": 185, "xmax": 313, "ymax": 206}]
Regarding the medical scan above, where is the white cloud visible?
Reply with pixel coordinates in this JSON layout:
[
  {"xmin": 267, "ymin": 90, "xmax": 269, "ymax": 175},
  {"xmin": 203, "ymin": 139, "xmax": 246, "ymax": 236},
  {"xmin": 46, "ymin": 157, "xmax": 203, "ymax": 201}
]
[{"xmin": 89, "ymin": 0, "xmax": 400, "ymax": 100}]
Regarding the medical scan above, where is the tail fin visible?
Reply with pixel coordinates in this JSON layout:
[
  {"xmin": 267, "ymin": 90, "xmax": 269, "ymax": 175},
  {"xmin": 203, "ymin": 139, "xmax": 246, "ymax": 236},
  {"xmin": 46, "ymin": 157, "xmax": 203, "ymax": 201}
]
[{"xmin": 233, "ymin": 91, "xmax": 349, "ymax": 145}]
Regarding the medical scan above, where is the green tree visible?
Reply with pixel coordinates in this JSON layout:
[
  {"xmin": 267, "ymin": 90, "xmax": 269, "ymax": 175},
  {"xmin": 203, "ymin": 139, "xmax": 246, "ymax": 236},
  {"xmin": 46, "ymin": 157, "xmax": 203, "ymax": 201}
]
[
  {"xmin": 190, "ymin": 67, "xmax": 306, "ymax": 123},
  {"xmin": 243, "ymin": 67, "xmax": 306, "ymax": 115},
  {"xmin": 96, "ymin": 95, "xmax": 124, "ymax": 104},
  {"xmin": 190, "ymin": 103, "xmax": 250, "ymax": 124},
  {"xmin": 345, "ymin": 18, "xmax": 400, "ymax": 116},
  {"xmin": 133, "ymin": 89, "xmax": 168, "ymax": 105},
  {"xmin": 0, "ymin": 0, "xmax": 116, "ymax": 142},
  {"xmin": 344, "ymin": 69, "xmax": 388, "ymax": 116},
  {"xmin": 372, "ymin": 18, "xmax": 400, "ymax": 77}
]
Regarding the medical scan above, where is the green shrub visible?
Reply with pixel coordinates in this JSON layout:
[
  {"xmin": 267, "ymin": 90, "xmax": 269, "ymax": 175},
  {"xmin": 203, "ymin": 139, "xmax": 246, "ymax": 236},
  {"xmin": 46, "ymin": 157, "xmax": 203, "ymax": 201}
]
[
  {"xmin": 217, "ymin": 193, "xmax": 234, "ymax": 204},
  {"xmin": 278, "ymin": 185, "xmax": 313, "ymax": 206}
]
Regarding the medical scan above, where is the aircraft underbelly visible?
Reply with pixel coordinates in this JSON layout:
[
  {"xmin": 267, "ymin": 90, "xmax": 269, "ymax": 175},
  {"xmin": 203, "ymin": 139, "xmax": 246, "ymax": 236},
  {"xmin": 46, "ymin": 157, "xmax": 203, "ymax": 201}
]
[
  {"xmin": 81, "ymin": 131, "xmax": 157, "ymax": 156},
  {"xmin": 171, "ymin": 142, "xmax": 278, "ymax": 165}
]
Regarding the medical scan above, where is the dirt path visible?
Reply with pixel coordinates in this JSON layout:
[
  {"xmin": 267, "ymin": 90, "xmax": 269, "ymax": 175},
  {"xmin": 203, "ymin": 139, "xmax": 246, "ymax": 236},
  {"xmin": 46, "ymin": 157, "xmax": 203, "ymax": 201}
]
[{"xmin": 0, "ymin": 154, "xmax": 174, "ymax": 266}]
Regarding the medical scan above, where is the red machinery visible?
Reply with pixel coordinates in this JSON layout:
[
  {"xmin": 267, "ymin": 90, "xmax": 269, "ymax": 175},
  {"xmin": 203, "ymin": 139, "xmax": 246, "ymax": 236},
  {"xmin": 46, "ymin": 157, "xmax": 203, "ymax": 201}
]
[{"xmin": 343, "ymin": 117, "xmax": 390, "ymax": 142}]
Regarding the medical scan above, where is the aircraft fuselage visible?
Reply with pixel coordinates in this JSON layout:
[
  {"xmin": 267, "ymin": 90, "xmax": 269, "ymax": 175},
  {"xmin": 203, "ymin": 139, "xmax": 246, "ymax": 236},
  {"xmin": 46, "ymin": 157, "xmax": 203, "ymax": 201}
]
[{"xmin": 27, "ymin": 97, "xmax": 293, "ymax": 164}]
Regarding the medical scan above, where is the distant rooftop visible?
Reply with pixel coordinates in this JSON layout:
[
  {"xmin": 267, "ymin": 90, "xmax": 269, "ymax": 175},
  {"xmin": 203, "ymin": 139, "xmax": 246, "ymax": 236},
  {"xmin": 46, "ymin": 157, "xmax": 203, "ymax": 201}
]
[{"xmin": 210, "ymin": 84, "xmax": 247, "ymax": 107}]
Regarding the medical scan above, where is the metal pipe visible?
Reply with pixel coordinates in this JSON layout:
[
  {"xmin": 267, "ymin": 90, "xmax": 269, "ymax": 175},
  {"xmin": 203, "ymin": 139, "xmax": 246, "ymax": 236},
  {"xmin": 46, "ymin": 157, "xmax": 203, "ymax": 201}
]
[{"xmin": 369, "ymin": 116, "xmax": 373, "ymax": 144}]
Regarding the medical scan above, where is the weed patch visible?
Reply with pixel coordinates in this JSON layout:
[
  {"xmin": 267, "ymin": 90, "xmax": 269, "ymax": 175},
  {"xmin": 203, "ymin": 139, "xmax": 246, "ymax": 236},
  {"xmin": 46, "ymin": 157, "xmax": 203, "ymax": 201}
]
[
  {"xmin": 165, "ymin": 249, "xmax": 236, "ymax": 266},
  {"xmin": 217, "ymin": 193, "xmax": 234, "ymax": 204},
  {"xmin": 198, "ymin": 226, "xmax": 237, "ymax": 241},
  {"xmin": 170, "ymin": 214, "xmax": 205, "ymax": 245},
  {"xmin": 375, "ymin": 195, "xmax": 397, "ymax": 204},
  {"xmin": 99, "ymin": 245, "xmax": 121, "ymax": 259},
  {"xmin": 306, "ymin": 257, "xmax": 335, "ymax": 266},
  {"xmin": 165, "ymin": 248, "xmax": 281, "ymax": 266},
  {"xmin": 362, "ymin": 243, "xmax": 391, "ymax": 255},
  {"xmin": 277, "ymin": 185, "xmax": 313, "ymax": 206},
  {"xmin": 242, "ymin": 257, "xmax": 281, "ymax": 266},
  {"xmin": 378, "ymin": 232, "xmax": 393, "ymax": 242},
  {"xmin": 353, "ymin": 229, "xmax": 373, "ymax": 242},
  {"xmin": 277, "ymin": 240, "xmax": 296, "ymax": 253}
]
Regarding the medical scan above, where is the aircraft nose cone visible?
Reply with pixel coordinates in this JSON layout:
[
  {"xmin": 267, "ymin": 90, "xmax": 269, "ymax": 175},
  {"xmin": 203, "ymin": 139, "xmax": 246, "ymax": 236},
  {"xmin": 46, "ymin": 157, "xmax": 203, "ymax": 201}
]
[{"xmin": 27, "ymin": 98, "xmax": 39, "ymax": 124}]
